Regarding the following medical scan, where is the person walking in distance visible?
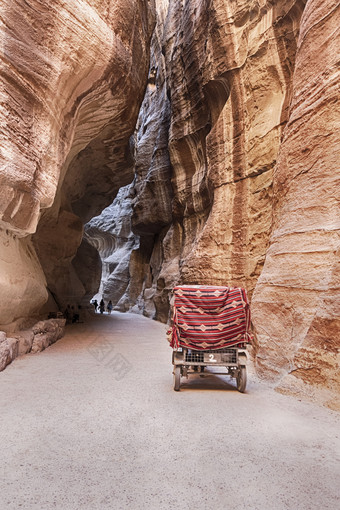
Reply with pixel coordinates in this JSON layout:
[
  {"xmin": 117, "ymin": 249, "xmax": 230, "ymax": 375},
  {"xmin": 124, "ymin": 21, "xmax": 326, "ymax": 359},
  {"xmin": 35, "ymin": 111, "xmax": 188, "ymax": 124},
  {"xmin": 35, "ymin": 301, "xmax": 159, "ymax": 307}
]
[
  {"xmin": 107, "ymin": 300, "xmax": 113, "ymax": 314},
  {"xmin": 99, "ymin": 298, "xmax": 105, "ymax": 314}
]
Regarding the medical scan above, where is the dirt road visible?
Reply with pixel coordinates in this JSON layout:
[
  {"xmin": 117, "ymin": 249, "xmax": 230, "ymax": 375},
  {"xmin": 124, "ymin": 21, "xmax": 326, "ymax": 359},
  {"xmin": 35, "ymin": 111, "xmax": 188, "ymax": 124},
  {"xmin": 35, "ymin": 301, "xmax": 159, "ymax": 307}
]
[{"xmin": 0, "ymin": 312, "xmax": 339, "ymax": 509}]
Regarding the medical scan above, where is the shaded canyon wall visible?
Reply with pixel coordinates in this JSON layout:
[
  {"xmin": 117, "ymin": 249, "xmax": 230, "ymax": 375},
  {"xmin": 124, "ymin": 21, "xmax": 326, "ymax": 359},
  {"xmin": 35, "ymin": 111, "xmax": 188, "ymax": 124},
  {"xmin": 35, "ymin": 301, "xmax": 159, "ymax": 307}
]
[
  {"xmin": 88, "ymin": 0, "xmax": 340, "ymax": 406},
  {"xmin": 0, "ymin": 0, "xmax": 156, "ymax": 331},
  {"xmin": 0, "ymin": 0, "xmax": 156, "ymax": 367}
]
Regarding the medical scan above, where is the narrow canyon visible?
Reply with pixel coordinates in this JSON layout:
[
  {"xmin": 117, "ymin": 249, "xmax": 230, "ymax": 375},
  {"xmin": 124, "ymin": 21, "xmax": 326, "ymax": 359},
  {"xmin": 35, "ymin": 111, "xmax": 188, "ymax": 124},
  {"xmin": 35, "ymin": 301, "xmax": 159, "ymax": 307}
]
[{"xmin": 0, "ymin": 0, "xmax": 339, "ymax": 408}]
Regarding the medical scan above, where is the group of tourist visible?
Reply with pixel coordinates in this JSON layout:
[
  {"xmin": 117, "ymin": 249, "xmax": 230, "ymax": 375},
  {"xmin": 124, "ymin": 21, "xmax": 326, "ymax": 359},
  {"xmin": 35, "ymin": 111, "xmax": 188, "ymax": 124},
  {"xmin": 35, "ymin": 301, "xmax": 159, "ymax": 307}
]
[
  {"xmin": 91, "ymin": 298, "xmax": 113, "ymax": 314},
  {"xmin": 62, "ymin": 298, "xmax": 113, "ymax": 324}
]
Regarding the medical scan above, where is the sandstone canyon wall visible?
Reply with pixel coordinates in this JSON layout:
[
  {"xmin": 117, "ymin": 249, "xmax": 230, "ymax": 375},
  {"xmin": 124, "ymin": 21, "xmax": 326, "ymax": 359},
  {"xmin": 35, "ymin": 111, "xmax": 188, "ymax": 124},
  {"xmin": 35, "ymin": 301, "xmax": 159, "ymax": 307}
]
[
  {"xmin": 93, "ymin": 0, "xmax": 311, "ymax": 313},
  {"xmin": 0, "ymin": 0, "xmax": 155, "ymax": 331},
  {"xmin": 85, "ymin": 185, "xmax": 140, "ymax": 310},
  {"xmin": 0, "ymin": 0, "xmax": 339, "ymax": 406},
  {"xmin": 252, "ymin": 0, "xmax": 340, "ymax": 405},
  {"xmin": 0, "ymin": 0, "xmax": 155, "ymax": 368},
  {"xmin": 88, "ymin": 0, "xmax": 340, "ymax": 407}
]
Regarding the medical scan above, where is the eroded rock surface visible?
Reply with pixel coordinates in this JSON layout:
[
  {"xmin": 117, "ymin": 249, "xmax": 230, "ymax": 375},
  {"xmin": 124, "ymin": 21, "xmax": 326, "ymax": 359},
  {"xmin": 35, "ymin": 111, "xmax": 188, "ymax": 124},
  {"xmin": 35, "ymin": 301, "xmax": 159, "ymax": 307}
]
[
  {"xmin": 0, "ymin": 0, "xmax": 339, "ymax": 405},
  {"xmin": 85, "ymin": 185, "xmax": 139, "ymax": 311},
  {"xmin": 94, "ymin": 0, "xmax": 308, "ymax": 311},
  {"xmin": 251, "ymin": 0, "xmax": 340, "ymax": 406},
  {"xmin": 89, "ymin": 0, "xmax": 339, "ymax": 406},
  {"xmin": 0, "ymin": 318, "xmax": 65, "ymax": 371},
  {"xmin": 0, "ymin": 0, "xmax": 156, "ymax": 328}
]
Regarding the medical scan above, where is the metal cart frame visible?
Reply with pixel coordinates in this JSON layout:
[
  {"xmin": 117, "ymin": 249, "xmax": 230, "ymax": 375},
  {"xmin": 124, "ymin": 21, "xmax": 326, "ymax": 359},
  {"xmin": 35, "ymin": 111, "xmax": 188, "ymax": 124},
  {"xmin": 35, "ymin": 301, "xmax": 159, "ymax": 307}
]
[{"xmin": 172, "ymin": 345, "xmax": 247, "ymax": 392}]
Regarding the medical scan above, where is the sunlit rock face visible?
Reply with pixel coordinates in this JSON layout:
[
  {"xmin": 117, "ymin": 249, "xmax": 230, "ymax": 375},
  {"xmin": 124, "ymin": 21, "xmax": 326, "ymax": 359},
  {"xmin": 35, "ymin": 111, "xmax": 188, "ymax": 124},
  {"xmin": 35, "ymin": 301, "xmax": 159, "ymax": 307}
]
[
  {"xmin": 92, "ymin": 0, "xmax": 339, "ymax": 406},
  {"xmin": 1, "ymin": 0, "xmax": 339, "ymax": 405},
  {"xmin": 104, "ymin": 0, "xmax": 308, "ymax": 313},
  {"xmin": 251, "ymin": 0, "xmax": 340, "ymax": 406},
  {"xmin": 85, "ymin": 186, "xmax": 139, "ymax": 311},
  {"xmin": 89, "ymin": 0, "xmax": 174, "ymax": 322},
  {"xmin": 162, "ymin": 0, "xmax": 289, "ymax": 292},
  {"xmin": 0, "ymin": 0, "xmax": 155, "ymax": 329}
]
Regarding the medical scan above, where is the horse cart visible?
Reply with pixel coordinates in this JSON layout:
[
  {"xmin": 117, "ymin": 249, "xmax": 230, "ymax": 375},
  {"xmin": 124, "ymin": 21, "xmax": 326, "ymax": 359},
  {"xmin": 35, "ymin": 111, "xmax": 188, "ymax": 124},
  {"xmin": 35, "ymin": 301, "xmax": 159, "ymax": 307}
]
[{"xmin": 168, "ymin": 285, "xmax": 252, "ymax": 392}]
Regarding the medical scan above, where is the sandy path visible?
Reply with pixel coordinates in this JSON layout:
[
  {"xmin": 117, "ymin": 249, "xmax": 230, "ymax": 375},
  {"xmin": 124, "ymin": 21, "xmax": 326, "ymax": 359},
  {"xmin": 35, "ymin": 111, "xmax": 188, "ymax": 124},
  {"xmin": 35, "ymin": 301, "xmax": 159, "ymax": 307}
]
[{"xmin": 0, "ymin": 312, "xmax": 339, "ymax": 510}]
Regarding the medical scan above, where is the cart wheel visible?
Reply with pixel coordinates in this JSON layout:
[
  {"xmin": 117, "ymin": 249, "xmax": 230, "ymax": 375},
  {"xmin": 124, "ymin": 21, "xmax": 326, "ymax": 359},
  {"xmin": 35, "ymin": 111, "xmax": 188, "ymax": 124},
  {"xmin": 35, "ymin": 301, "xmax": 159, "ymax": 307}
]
[
  {"xmin": 236, "ymin": 366, "xmax": 247, "ymax": 393},
  {"xmin": 174, "ymin": 366, "xmax": 181, "ymax": 391}
]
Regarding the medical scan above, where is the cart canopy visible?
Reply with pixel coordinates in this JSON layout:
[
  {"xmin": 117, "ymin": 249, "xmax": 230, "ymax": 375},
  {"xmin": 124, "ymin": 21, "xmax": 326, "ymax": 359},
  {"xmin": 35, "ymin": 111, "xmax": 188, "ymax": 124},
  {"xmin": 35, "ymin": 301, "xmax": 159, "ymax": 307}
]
[{"xmin": 169, "ymin": 285, "xmax": 252, "ymax": 350}]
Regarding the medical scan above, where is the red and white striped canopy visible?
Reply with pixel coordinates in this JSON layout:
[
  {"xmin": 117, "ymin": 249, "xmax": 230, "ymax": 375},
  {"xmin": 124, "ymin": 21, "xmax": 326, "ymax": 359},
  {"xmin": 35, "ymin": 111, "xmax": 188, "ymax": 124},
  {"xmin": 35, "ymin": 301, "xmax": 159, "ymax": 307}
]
[{"xmin": 170, "ymin": 285, "xmax": 252, "ymax": 350}]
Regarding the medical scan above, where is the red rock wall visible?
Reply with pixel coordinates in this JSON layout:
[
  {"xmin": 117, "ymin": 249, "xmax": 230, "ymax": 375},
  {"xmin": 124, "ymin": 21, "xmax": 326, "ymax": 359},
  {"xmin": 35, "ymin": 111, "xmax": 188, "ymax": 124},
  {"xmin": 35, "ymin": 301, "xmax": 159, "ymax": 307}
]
[
  {"xmin": 92, "ymin": 0, "xmax": 339, "ymax": 406},
  {"xmin": 0, "ymin": 0, "xmax": 155, "ymax": 329},
  {"xmin": 121, "ymin": 0, "xmax": 307, "ymax": 313},
  {"xmin": 252, "ymin": 0, "xmax": 340, "ymax": 407},
  {"xmin": 0, "ymin": 0, "xmax": 339, "ymax": 407}
]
